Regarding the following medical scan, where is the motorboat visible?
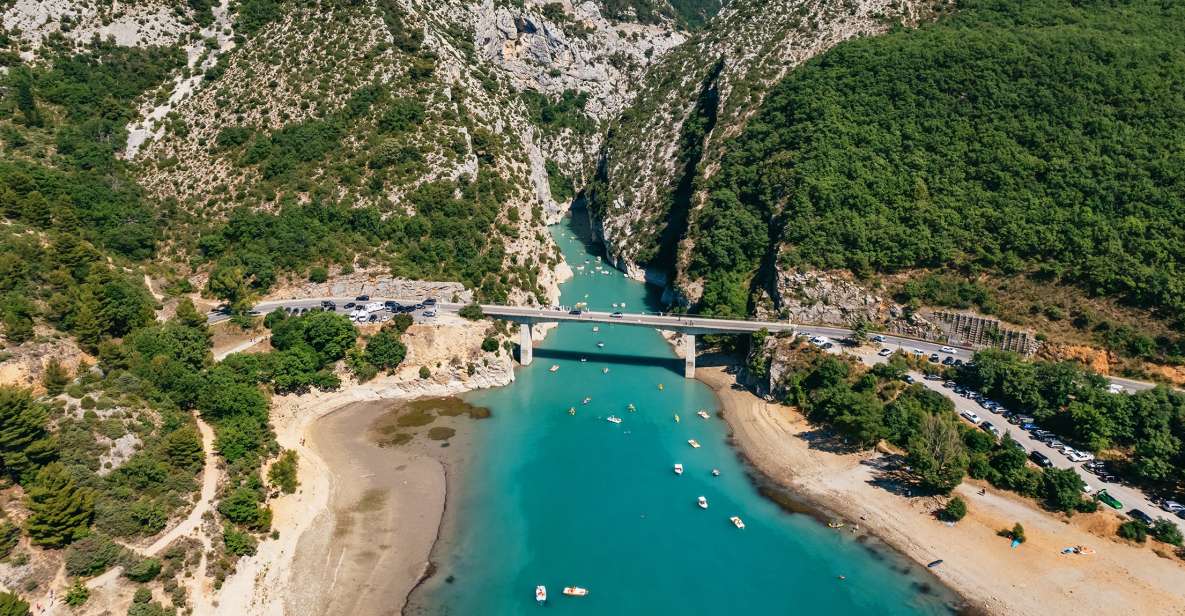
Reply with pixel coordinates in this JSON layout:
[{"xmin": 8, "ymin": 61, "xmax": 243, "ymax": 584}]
[
  {"xmin": 627, "ymin": 403, "xmax": 636, "ymax": 412},
  {"xmin": 536, "ymin": 585, "xmax": 547, "ymax": 603},
  {"xmin": 697, "ymin": 410, "xmax": 710, "ymax": 420},
  {"xmin": 580, "ymin": 357, "xmax": 587, "ymax": 362},
  {"xmin": 712, "ymin": 469, "xmax": 720, "ymax": 477},
  {"xmin": 568, "ymin": 407, "xmax": 576, "ymax": 415},
  {"xmin": 698, "ymin": 496, "xmax": 709, "ymax": 509},
  {"xmin": 657, "ymin": 383, "xmax": 664, "ymax": 390},
  {"xmin": 607, "ymin": 416, "xmax": 622, "ymax": 424},
  {"xmin": 583, "ymin": 397, "xmax": 592, "ymax": 404},
  {"xmin": 674, "ymin": 413, "xmax": 680, "ymax": 423},
  {"xmin": 563, "ymin": 587, "xmax": 589, "ymax": 597},
  {"xmin": 549, "ymin": 365, "xmax": 559, "ymax": 372},
  {"xmin": 592, "ymin": 326, "xmax": 600, "ymax": 332},
  {"xmin": 674, "ymin": 463, "xmax": 683, "ymax": 475},
  {"xmin": 597, "ymin": 342, "xmax": 605, "ymax": 348},
  {"xmin": 602, "ymin": 367, "xmax": 610, "ymax": 374},
  {"xmin": 730, "ymin": 516, "xmax": 746, "ymax": 529},
  {"xmin": 688, "ymin": 439, "xmax": 700, "ymax": 448}
]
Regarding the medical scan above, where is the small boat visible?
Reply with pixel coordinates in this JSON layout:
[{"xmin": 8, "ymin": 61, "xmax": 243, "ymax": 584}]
[
  {"xmin": 596, "ymin": 342, "xmax": 605, "ymax": 348},
  {"xmin": 674, "ymin": 413, "xmax": 680, "ymax": 423},
  {"xmin": 563, "ymin": 587, "xmax": 589, "ymax": 597},
  {"xmin": 627, "ymin": 403, "xmax": 636, "ymax": 412},
  {"xmin": 602, "ymin": 367, "xmax": 610, "ymax": 374},
  {"xmin": 698, "ymin": 496, "xmax": 709, "ymax": 509},
  {"xmin": 568, "ymin": 407, "xmax": 576, "ymax": 415},
  {"xmin": 583, "ymin": 397, "xmax": 592, "ymax": 404},
  {"xmin": 592, "ymin": 326, "xmax": 600, "ymax": 332},
  {"xmin": 607, "ymin": 416, "xmax": 622, "ymax": 424},
  {"xmin": 697, "ymin": 410, "xmax": 710, "ymax": 420},
  {"xmin": 688, "ymin": 439, "xmax": 701, "ymax": 448},
  {"xmin": 536, "ymin": 585, "xmax": 547, "ymax": 603},
  {"xmin": 828, "ymin": 521, "xmax": 845, "ymax": 529},
  {"xmin": 730, "ymin": 516, "xmax": 746, "ymax": 529},
  {"xmin": 927, "ymin": 559, "xmax": 944, "ymax": 569},
  {"xmin": 674, "ymin": 463, "xmax": 683, "ymax": 475},
  {"xmin": 580, "ymin": 357, "xmax": 587, "ymax": 362},
  {"xmin": 549, "ymin": 365, "xmax": 559, "ymax": 372},
  {"xmin": 657, "ymin": 383, "xmax": 664, "ymax": 390},
  {"xmin": 712, "ymin": 469, "xmax": 720, "ymax": 477}
]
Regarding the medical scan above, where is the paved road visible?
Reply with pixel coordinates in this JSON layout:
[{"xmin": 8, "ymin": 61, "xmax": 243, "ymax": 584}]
[
  {"xmin": 211, "ymin": 296, "xmax": 1165, "ymax": 394},
  {"xmin": 844, "ymin": 341, "xmax": 1183, "ymax": 532}
]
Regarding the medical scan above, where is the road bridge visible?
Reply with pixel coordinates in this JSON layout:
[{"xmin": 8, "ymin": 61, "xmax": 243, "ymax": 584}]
[{"xmin": 476, "ymin": 304, "xmax": 796, "ymax": 377}]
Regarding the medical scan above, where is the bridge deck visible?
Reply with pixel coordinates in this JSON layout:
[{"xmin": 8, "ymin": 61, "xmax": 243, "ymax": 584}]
[{"xmin": 473, "ymin": 304, "xmax": 795, "ymax": 335}]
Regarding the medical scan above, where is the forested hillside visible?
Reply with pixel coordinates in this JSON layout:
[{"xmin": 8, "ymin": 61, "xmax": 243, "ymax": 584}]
[{"xmin": 691, "ymin": 0, "xmax": 1185, "ymax": 337}]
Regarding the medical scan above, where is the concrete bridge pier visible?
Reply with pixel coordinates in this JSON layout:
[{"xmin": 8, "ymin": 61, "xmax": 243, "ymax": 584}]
[
  {"xmin": 683, "ymin": 333, "xmax": 695, "ymax": 379},
  {"xmin": 519, "ymin": 323, "xmax": 533, "ymax": 366}
]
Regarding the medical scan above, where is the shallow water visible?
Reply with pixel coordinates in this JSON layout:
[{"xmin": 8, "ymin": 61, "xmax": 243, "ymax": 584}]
[{"xmin": 407, "ymin": 208, "xmax": 959, "ymax": 615}]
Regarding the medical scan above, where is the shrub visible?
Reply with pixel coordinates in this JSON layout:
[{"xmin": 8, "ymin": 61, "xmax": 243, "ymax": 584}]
[
  {"xmin": 998, "ymin": 522, "xmax": 1026, "ymax": 544},
  {"xmin": 64, "ymin": 581, "xmax": 88, "ymax": 606},
  {"xmin": 390, "ymin": 313, "xmax": 413, "ymax": 333},
  {"xmin": 42, "ymin": 359, "xmax": 70, "ymax": 395},
  {"xmin": 481, "ymin": 336, "xmax": 498, "ymax": 353},
  {"xmin": 64, "ymin": 534, "xmax": 122, "ymax": 576},
  {"xmin": 0, "ymin": 591, "xmax": 30, "ymax": 616},
  {"xmin": 941, "ymin": 496, "xmax": 967, "ymax": 522},
  {"xmin": 223, "ymin": 525, "xmax": 257, "ymax": 556},
  {"xmin": 458, "ymin": 303, "xmax": 484, "ymax": 320},
  {"xmin": 268, "ymin": 450, "xmax": 298, "ymax": 494},
  {"xmin": 0, "ymin": 522, "xmax": 18, "ymax": 559},
  {"xmin": 1151, "ymin": 519, "xmax": 1183, "ymax": 546},
  {"xmin": 123, "ymin": 557, "xmax": 161, "ymax": 582},
  {"xmin": 307, "ymin": 266, "xmax": 328, "ymax": 283},
  {"xmin": 133, "ymin": 587, "xmax": 152, "ymax": 604},
  {"xmin": 419, "ymin": 366, "xmax": 431, "ymax": 379},
  {"xmin": 1117, "ymin": 520, "xmax": 1148, "ymax": 543}
]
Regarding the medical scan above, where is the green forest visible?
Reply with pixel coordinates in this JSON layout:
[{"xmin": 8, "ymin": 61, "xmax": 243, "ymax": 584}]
[{"xmin": 693, "ymin": 0, "xmax": 1185, "ymax": 325}]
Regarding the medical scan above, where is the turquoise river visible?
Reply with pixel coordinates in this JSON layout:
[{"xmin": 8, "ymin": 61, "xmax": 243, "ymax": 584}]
[{"xmin": 407, "ymin": 209, "xmax": 962, "ymax": 615}]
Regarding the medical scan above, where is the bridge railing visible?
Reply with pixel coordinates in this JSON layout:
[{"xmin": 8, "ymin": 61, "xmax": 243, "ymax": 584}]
[{"xmin": 480, "ymin": 304, "xmax": 795, "ymax": 328}]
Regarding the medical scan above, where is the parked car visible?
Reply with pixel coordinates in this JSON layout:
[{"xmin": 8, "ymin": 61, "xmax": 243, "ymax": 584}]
[
  {"xmin": 1160, "ymin": 500, "xmax": 1184, "ymax": 513},
  {"xmin": 1029, "ymin": 451, "xmax": 1054, "ymax": 468},
  {"xmin": 960, "ymin": 410, "xmax": 983, "ymax": 425},
  {"xmin": 878, "ymin": 348, "xmax": 893, "ymax": 357},
  {"xmin": 1128, "ymin": 509, "xmax": 1155, "ymax": 525},
  {"xmin": 940, "ymin": 346, "xmax": 957, "ymax": 354},
  {"xmin": 1096, "ymin": 490, "xmax": 1122, "ymax": 510},
  {"xmin": 822, "ymin": 342, "xmax": 834, "ymax": 349},
  {"xmin": 902, "ymin": 375, "xmax": 915, "ymax": 384},
  {"xmin": 344, "ymin": 302, "xmax": 356, "ymax": 310},
  {"xmin": 423, "ymin": 298, "xmax": 437, "ymax": 307},
  {"xmin": 928, "ymin": 353, "xmax": 940, "ymax": 362},
  {"xmin": 423, "ymin": 309, "xmax": 437, "ymax": 318},
  {"xmin": 942, "ymin": 356, "xmax": 955, "ymax": 365},
  {"xmin": 954, "ymin": 359, "xmax": 965, "ymax": 366},
  {"xmin": 321, "ymin": 300, "xmax": 336, "ymax": 310},
  {"xmin": 355, "ymin": 294, "xmax": 370, "ymax": 301},
  {"xmin": 1177, "ymin": 509, "xmax": 1185, "ymax": 521},
  {"xmin": 981, "ymin": 423, "xmax": 1002, "ymax": 438},
  {"xmin": 942, "ymin": 380, "xmax": 956, "ymax": 388},
  {"xmin": 384, "ymin": 300, "xmax": 401, "ymax": 310}
]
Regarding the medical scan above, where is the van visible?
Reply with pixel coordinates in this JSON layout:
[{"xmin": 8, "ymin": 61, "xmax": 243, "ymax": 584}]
[{"xmin": 1029, "ymin": 451, "xmax": 1053, "ymax": 468}]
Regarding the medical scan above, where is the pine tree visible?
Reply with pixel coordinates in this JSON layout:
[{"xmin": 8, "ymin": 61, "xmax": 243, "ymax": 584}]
[
  {"xmin": 41, "ymin": 358, "xmax": 70, "ymax": 396},
  {"xmin": 70, "ymin": 299, "xmax": 103, "ymax": 350},
  {"xmin": 0, "ymin": 387, "xmax": 54, "ymax": 482},
  {"xmin": 24, "ymin": 463, "xmax": 95, "ymax": 548},
  {"xmin": 174, "ymin": 298, "xmax": 209, "ymax": 331},
  {"xmin": 0, "ymin": 591, "xmax": 31, "ymax": 616}
]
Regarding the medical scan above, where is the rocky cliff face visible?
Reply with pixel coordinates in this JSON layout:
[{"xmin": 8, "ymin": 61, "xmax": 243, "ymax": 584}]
[{"xmin": 589, "ymin": 0, "xmax": 944, "ymax": 296}]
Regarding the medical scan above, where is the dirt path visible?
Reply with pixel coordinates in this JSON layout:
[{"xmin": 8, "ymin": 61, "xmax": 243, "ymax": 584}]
[{"xmin": 697, "ymin": 365, "xmax": 1185, "ymax": 616}]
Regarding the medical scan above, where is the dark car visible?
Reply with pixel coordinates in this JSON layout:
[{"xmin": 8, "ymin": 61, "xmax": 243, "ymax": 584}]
[
  {"xmin": 423, "ymin": 298, "xmax": 437, "ymax": 307},
  {"xmin": 568, "ymin": 309, "xmax": 583, "ymax": 315},
  {"xmin": 321, "ymin": 300, "xmax": 336, "ymax": 310},
  {"xmin": 344, "ymin": 302, "xmax": 356, "ymax": 310},
  {"xmin": 355, "ymin": 294, "xmax": 370, "ymax": 301},
  {"xmin": 902, "ymin": 375, "xmax": 915, "ymax": 384},
  {"xmin": 1029, "ymin": 451, "xmax": 1054, "ymax": 468},
  {"xmin": 1177, "ymin": 509, "xmax": 1185, "ymax": 521},
  {"xmin": 929, "ymin": 353, "xmax": 940, "ymax": 362},
  {"xmin": 942, "ymin": 356, "xmax": 955, "ymax": 365},
  {"xmin": 384, "ymin": 300, "xmax": 401, "ymax": 310},
  {"xmin": 610, "ymin": 311, "xmax": 623, "ymax": 318},
  {"xmin": 1128, "ymin": 509, "xmax": 1155, "ymax": 525}
]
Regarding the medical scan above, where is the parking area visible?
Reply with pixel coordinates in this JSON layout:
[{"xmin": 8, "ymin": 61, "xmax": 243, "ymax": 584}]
[{"xmin": 835, "ymin": 339, "xmax": 1185, "ymax": 532}]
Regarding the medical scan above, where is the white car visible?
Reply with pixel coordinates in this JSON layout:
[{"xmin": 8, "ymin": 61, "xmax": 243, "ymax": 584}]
[
  {"xmin": 871, "ymin": 335, "xmax": 886, "ymax": 343},
  {"xmin": 912, "ymin": 348, "xmax": 924, "ymax": 356},
  {"xmin": 877, "ymin": 348, "xmax": 893, "ymax": 357},
  {"xmin": 810, "ymin": 336, "xmax": 829, "ymax": 346},
  {"xmin": 940, "ymin": 346, "xmax": 957, "ymax": 354},
  {"xmin": 960, "ymin": 410, "xmax": 982, "ymax": 425}
]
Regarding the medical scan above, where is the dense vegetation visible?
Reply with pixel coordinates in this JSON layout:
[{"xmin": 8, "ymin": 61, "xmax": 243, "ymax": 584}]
[
  {"xmin": 694, "ymin": 0, "xmax": 1185, "ymax": 326},
  {"xmin": 766, "ymin": 340, "xmax": 1099, "ymax": 513},
  {"xmin": 957, "ymin": 350, "xmax": 1185, "ymax": 488}
]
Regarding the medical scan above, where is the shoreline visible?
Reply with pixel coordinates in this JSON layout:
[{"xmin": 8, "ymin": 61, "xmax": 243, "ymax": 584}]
[{"xmin": 696, "ymin": 363, "xmax": 1185, "ymax": 616}]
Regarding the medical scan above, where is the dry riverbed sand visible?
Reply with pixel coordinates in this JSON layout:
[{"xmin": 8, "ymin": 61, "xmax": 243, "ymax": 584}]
[{"xmin": 697, "ymin": 365, "xmax": 1185, "ymax": 616}]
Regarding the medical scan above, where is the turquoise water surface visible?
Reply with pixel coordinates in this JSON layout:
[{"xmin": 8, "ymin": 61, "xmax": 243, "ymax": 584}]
[{"xmin": 407, "ymin": 209, "xmax": 959, "ymax": 615}]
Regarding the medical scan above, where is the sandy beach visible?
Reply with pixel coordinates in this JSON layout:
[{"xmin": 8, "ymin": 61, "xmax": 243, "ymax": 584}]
[
  {"xmin": 697, "ymin": 364, "xmax": 1185, "ymax": 616},
  {"xmin": 284, "ymin": 399, "xmax": 449, "ymax": 615}
]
